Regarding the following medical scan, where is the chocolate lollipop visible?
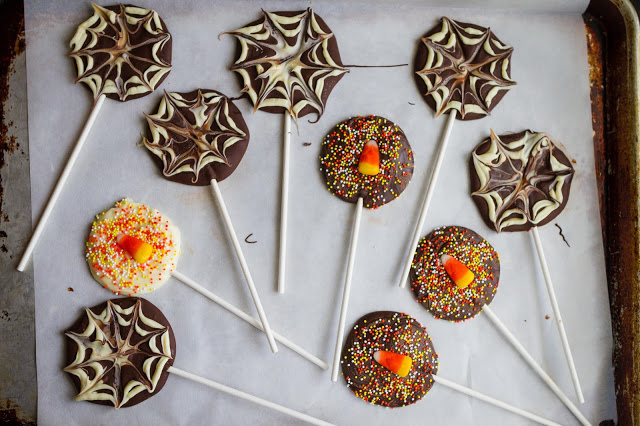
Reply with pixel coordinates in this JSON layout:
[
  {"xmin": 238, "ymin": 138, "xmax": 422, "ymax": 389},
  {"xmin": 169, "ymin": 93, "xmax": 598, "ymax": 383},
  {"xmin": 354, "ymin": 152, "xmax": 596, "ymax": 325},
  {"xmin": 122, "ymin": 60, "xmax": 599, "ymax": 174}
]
[
  {"xmin": 409, "ymin": 226, "xmax": 589, "ymax": 425},
  {"xmin": 397, "ymin": 17, "xmax": 516, "ymax": 290},
  {"xmin": 64, "ymin": 297, "xmax": 332, "ymax": 424},
  {"xmin": 18, "ymin": 3, "xmax": 172, "ymax": 271},
  {"xmin": 141, "ymin": 89, "xmax": 278, "ymax": 353},
  {"xmin": 320, "ymin": 115, "xmax": 414, "ymax": 381},
  {"xmin": 340, "ymin": 311, "xmax": 561, "ymax": 424},
  {"xmin": 86, "ymin": 199, "xmax": 327, "ymax": 369},
  {"xmin": 222, "ymin": 8, "xmax": 348, "ymax": 294},
  {"xmin": 469, "ymin": 130, "xmax": 582, "ymax": 401}
]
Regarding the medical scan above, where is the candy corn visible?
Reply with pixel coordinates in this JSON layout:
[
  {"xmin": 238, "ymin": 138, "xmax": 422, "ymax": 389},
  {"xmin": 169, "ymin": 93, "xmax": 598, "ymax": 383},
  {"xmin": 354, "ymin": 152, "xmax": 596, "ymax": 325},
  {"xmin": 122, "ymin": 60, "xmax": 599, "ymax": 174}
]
[
  {"xmin": 440, "ymin": 254, "xmax": 474, "ymax": 289},
  {"xmin": 373, "ymin": 350, "xmax": 412, "ymax": 377},
  {"xmin": 358, "ymin": 140, "xmax": 380, "ymax": 176},
  {"xmin": 116, "ymin": 234, "xmax": 153, "ymax": 263}
]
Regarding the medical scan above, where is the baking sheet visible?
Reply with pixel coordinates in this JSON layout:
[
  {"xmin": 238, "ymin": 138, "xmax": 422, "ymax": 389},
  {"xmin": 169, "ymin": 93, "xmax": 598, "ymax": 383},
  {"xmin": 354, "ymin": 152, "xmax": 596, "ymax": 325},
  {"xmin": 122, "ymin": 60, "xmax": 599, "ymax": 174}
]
[{"xmin": 24, "ymin": 0, "xmax": 615, "ymax": 424}]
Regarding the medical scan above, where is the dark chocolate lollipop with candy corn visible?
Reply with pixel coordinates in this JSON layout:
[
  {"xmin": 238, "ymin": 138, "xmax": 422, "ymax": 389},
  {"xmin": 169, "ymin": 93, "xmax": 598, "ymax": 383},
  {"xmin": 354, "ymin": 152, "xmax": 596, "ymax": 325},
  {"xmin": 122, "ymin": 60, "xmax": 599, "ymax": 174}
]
[
  {"xmin": 410, "ymin": 225, "xmax": 500, "ymax": 322},
  {"xmin": 322, "ymin": 116, "xmax": 415, "ymax": 382},
  {"xmin": 408, "ymin": 226, "xmax": 590, "ymax": 424},
  {"xmin": 320, "ymin": 115, "xmax": 414, "ymax": 209},
  {"xmin": 339, "ymin": 311, "xmax": 564, "ymax": 424}
]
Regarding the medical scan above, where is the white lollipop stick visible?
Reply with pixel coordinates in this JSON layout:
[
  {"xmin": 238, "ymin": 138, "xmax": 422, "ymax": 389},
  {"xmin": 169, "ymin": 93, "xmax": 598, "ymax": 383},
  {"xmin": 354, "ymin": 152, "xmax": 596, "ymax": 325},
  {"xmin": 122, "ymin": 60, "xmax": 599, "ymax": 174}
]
[
  {"xmin": 17, "ymin": 94, "xmax": 107, "ymax": 271},
  {"xmin": 278, "ymin": 112, "xmax": 292, "ymax": 294},
  {"xmin": 168, "ymin": 366, "xmax": 333, "ymax": 426},
  {"xmin": 433, "ymin": 375, "xmax": 561, "ymax": 426},
  {"xmin": 210, "ymin": 179, "xmax": 278, "ymax": 353},
  {"xmin": 482, "ymin": 306, "xmax": 591, "ymax": 426},
  {"xmin": 398, "ymin": 110, "xmax": 457, "ymax": 288},
  {"xmin": 330, "ymin": 197, "xmax": 363, "ymax": 382},
  {"xmin": 531, "ymin": 226, "xmax": 584, "ymax": 403},
  {"xmin": 171, "ymin": 270, "xmax": 328, "ymax": 370}
]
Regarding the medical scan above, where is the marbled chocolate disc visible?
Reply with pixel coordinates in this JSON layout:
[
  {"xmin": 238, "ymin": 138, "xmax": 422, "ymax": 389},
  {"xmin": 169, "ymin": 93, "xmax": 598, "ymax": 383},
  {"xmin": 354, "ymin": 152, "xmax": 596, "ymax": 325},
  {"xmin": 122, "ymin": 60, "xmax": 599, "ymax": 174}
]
[
  {"xmin": 470, "ymin": 130, "xmax": 575, "ymax": 232},
  {"xmin": 341, "ymin": 311, "xmax": 439, "ymax": 408},
  {"xmin": 64, "ymin": 297, "xmax": 176, "ymax": 408},
  {"xmin": 414, "ymin": 17, "xmax": 515, "ymax": 121},
  {"xmin": 69, "ymin": 3, "xmax": 172, "ymax": 102},
  {"xmin": 319, "ymin": 115, "xmax": 414, "ymax": 209},
  {"xmin": 86, "ymin": 199, "xmax": 181, "ymax": 296},
  {"xmin": 410, "ymin": 226, "xmax": 500, "ymax": 322},
  {"xmin": 142, "ymin": 89, "xmax": 250, "ymax": 186},
  {"xmin": 222, "ymin": 8, "xmax": 348, "ymax": 123}
]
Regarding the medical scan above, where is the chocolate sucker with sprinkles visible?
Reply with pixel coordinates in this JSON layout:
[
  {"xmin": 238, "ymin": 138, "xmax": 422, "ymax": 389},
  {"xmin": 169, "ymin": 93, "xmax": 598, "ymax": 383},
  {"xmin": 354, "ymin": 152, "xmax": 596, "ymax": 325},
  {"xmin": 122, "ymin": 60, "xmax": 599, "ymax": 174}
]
[
  {"xmin": 319, "ymin": 115, "xmax": 414, "ymax": 209},
  {"xmin": 410, "ymin": 226, "xmax": 500, "ymax": 322}
]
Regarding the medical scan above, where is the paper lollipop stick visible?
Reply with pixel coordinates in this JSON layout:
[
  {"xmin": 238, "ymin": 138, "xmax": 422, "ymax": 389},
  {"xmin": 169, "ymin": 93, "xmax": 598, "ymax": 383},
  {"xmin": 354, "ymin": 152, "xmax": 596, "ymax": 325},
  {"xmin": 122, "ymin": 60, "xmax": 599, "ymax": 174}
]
[
  {"xmin": 64, "ymin": 298, "xmax": 332, "ymax": 425},
  {"xmin": 431, "ymin": 376, "xmax": 561, "ymax": 426},
  {"xmin": 340, "ymin": 311, "xmax": 562, "ymax": 425},
  {"xmin": 482, "ymin": 306, "xmax": 590, "ymax": 425},
  {"xmin": 397, "ymin": 16, "xmax": 515, "ymax": 288},
  {"xmin": 320, "ymin": 116, "xmax": 415, "ymax": 381},
  {"xmin": 278, "ymin": 113, "xmax": 292, "ymax": 293},
  {"xmin": 17, "ymin": 4, "xmax": 172, "ymax": 271},
  {"xmin": 221, "ymin": 8, "xmax": 349, "ymax": 294},
  {"xmin": 470, "ymin": 130, "xmax": 582, "ymax": 402},
  {"xmin": 409, "ymin": 226, "xmax": 589, "ymax": 425},
  {"xmin": 171, "ymin": 270, "xmax": 328, "ymax": 370},
  {"xmin": 531, "ymin": 226, "xmax": 583, "ymax": 402},
  {"xmin": 167, "ymin": 367, "xmax": 333, "ymax": 426},
  {"xmin": 210, "ymin": 178, "xmax": 278, "ymax": 352},
  {"xmin": 330, "ymin": 197, "xmax": 363, "ymax": 382},
  {"xmin": 141, "ymin": 89, "xmax": 277, "ymax": 353}
]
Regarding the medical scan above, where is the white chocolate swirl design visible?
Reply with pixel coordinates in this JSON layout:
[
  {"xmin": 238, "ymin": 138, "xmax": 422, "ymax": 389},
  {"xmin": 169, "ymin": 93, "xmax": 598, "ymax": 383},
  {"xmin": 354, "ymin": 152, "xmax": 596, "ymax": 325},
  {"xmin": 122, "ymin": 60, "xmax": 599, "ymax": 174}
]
[
  {"xmin": 69, "ymin": 3, "xmax": 172, "ymax": 102},
  {"xmin": 142, "ymin": 90, "xmax": 249, "ymax": 185},
  {"xmin": 64, "ymin": 298, "xmax": 175, "ymax": 409},
  {"xmin": 415, "ymin": 17, "xmax": 515, "ymax": 120},
  {"xmin": 222, "ymin": 8, "xmax": 348, "ymax": 123},
  {"xmin": 471, "ymin": 130, "xmax": 575, "ymax": 232}
]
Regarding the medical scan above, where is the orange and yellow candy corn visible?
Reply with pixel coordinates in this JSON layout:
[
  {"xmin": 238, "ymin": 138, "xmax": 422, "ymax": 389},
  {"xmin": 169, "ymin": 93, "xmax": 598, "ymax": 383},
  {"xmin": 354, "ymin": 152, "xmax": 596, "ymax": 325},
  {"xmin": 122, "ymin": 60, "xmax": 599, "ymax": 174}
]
[
  {"xmin": 440, "ymin": 254, "xmax": 474, "ymax": 289},
  {"xmin": 358, "ymin": 140, "xmax": 380, "ymax": 176},
  {"xmin": 373, "ymin": 350, "xmax": 412, "ymax": 377},
  {"xmin": 117, "ymin": 234, "xmax": 154, "ymax": 264}
]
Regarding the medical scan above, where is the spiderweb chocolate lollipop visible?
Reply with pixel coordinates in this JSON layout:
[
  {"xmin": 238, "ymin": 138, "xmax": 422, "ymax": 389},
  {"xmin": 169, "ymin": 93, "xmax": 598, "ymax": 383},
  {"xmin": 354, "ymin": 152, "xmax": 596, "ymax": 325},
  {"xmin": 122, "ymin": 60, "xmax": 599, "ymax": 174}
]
[
  {"xmin": 64, "ymin": 297, "xmax": 175, "ymax": 408},
  {"xmin": 18, "ymin": 3, "xmax": 172, "ymax": 271},
  {"xmin": 340, "ymin": 311, "xmax": 561, "ymax": 424},
  {"xmin": 409, "ymin": 226, "xmax": 589, "ymax": 424},
  {"xmin": 141, "ymin": 89, "xmax": 277, "ymax": 353},
  {"xmin": 142, "ymin": 89, "xmax": 249, "ymax": 186},
  {"xmin": 223, "ymin": 8, "xmax": 348, "ymax": 293},
  {"xmin": 398, "ymin": 17, "xmax": 515, "ymax": 289},
  {"xmin": 64, "ymin": 298, "xmax": 331, "ymax": 423},
  {"xmin": 470, "ymin": 129, "xmax": 583, "ymax": 403},
  {"xmin": 470, "ymin": 130, "xmax": 575, "ymax": 233},
  {"xmin": 321, "ymin": 115, "xmax": 414, "ymax": 382}
]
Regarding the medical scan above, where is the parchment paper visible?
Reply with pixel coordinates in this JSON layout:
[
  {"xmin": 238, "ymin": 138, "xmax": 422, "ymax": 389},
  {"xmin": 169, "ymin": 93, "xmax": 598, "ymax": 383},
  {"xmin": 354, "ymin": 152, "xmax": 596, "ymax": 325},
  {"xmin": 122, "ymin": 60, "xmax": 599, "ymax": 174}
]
[{"xmin": 24, "ymin": 0, "xmax": 615, "ymax": 424}]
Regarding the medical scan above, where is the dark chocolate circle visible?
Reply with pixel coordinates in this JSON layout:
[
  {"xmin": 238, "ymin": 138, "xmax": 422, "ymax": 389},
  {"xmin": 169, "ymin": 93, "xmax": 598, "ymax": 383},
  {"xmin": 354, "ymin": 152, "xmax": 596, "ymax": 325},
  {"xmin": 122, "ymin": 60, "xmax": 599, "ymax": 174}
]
[
  {"xmin": 319, "ymin": 115, "xmax": 414, "ymax": 209},
  {"xmin": 469, "ymin": 130, "xmax": 575, "ymax": 232},
  {"xmin": 341, "ymin": 311, "xmax": 438, "ymax": 408},
  {"xmin": 413, "ymin": 17, "xmax": 514, "ymax": 121},
  {"xmin": 142, "ymin": 89, "xmax": 250, "ymax": 186},
  {"xmin": 226, "ymin": 8, "xmax": 346, "ymax": 121},
  {"xmin": 64, "ymin": 297, "xmax": 176, "ymax": 408},
  {"xmin": 70, "ymin": 4, "xmax": 172, "ymax": 102},
  {"xmin": 410, "ymin": 226, "xmax": 500, "ymax": 322}
]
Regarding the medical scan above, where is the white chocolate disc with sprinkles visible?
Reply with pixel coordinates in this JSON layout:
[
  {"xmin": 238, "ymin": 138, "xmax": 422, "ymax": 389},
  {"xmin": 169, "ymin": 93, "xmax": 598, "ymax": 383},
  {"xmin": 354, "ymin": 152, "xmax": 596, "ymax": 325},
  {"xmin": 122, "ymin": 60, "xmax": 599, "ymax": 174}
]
[{"xmin": 86, "ymin": 199, "xmax": 180, "ymax": 296}]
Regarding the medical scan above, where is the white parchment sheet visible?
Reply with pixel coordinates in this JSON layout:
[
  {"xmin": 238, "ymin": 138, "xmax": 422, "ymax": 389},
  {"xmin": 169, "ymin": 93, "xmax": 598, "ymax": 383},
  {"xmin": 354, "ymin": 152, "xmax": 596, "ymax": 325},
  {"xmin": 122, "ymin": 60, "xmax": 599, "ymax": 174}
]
[{"xmin": 24, "ymin": 0, "xmax": 615, "ymax": 424}]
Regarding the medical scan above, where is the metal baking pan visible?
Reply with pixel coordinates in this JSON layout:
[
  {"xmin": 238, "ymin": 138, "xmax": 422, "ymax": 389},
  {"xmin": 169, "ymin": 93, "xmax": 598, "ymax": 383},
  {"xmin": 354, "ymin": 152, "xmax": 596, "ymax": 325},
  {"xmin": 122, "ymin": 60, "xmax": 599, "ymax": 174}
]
[{"xmin": 0, "ymin": 0, "xmax": 638, "ymax": 423}]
